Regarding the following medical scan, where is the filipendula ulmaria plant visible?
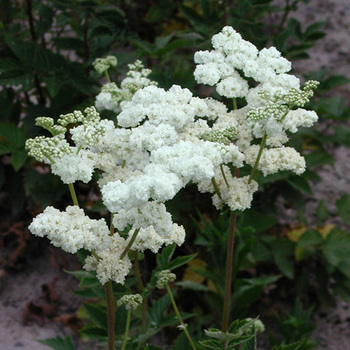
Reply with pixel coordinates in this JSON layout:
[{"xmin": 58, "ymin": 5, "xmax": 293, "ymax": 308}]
[{"xmin": 26, "ymin": 27, "xmax": 318, "ymax": 350}]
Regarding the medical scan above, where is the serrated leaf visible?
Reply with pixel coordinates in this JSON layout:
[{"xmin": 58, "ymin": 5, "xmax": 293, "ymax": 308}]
[
  {"xmin": 286, "ymin": 176, "xmax": 312, "ymax": 195},
  {"xmin": 38, "ymin": 335, "xmax": 74, "ymax": 350},
  {"xmin": 274, "ymin": 254, "xmax": 294, "ymax": 279},
  {"xmin": 336, "ymin": 195, "xmax": 350, "ymax": 225},
  {"xmin": 171, "ymin": 332, "xmax": 191, "ymax": 350},
  {"xmin": 180, "ymin": 5, "xmax": 204, "ymax": 25},
  {"xmin": 298, "ymin": 229, "xmax": 323, "ymax": 247},
  {"xmin": 316, "ymin": 200, "xmax": 328, "ymax": 225},
  {"xmin": 241, "ymin": 336, "xmax": 256, "ymax": 350},
  {"xmin": 333, "ymin": 126, "xmax": 350, "ymax": 147},
  {"xmin": 0, "ymin": 122, "xmax": 27, "ymax": 154},
  {"xmin": 304, "ymin": 151, "xmax": 334, "ymax": 167},
  {"xmin": 147, "ymin": 294, "xmax": 171, "ymax": 328},
  {"xmin": 84, "ymin": 302, "xmax": 108, "ymax": 330},
  {"xmin": 322, "ymin": 228, "xmax": 350, "ymax": 266},
  {"xmin": 157, "ymin": 244, "xmax": 176, "ymax": 268},
  {"xmin": 0, "ymin": 57, "xmax": 23, "ymax": 72},
  {"xmin": 11, "ymin": 149, "xmax": 27, "ymax": 171},
  {"xmin": 321, "ymin": 75, "xmax": 350, "ymax": 90},
  {"xmin": 80, "ymin": 276, "xmax": 100, "ymax": 288},
  {"xmin": 167, "ymin": 253, "xmax": 197, "ymax": 271},
  {"xmin": 43, "ymin": 75, "xmax": 64, "ymax": 98},
  {"xmin": 80, "ymin": 325, "xmax": 108, "ymax": 340},
  {"xmin": 199, "ymin": 339, "xmax": 223, "ymax": 349}
]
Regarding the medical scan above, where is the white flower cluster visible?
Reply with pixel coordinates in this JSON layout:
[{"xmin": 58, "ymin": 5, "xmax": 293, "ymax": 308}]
[
  {"xmin": 84, "ymin": 234, "xmax": 131, "ymax": 285},
  {"xmin": 244, "ymin": 145, "xmax": 306, "ymax": 176},
  {"xmin": 117, "ymin": 294, "xmax": 143, "ymax": 310},
  {"xmin": 28, "ymin": 206, "xmax": 111, "ymax": 254},
  {"xmin": 93, "ymin": 55, "xmax": 117, "ymax": 74},
  {"xmin": 27, "ymin": 26, "xmax": 319, "ymax": 286},
  {"xmin": 95, "ymin": 60, "xmax": 158, "ymax": 113},
  {"xmin": 194, "ymin": 26, "xmax": 294, "ymax": 99}
]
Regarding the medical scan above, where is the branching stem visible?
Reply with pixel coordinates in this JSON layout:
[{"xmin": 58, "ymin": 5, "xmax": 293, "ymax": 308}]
[
  {"xmin": 120, "ymin": 228, "xmax": 140, "ymax": 259},
  {"xmin": 248, "ymin": 133, "xmax": 267, "ymax": 184}
]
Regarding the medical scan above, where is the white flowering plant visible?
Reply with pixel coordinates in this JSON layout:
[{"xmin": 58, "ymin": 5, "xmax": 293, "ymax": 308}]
[{"xmin": 26, "ymin": 26, "xmax": 319, "ymax": 350}]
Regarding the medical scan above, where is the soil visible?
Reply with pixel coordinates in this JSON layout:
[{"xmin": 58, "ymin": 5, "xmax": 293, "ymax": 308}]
[{"xmin": 1, "ymin": 1, "xmax": 350, "ymax": 349}]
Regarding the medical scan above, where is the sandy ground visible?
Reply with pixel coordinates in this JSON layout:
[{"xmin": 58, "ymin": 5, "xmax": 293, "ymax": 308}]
[{"xmin": 1, "ymin": 1, "xmax": 350, "ymax": 349}]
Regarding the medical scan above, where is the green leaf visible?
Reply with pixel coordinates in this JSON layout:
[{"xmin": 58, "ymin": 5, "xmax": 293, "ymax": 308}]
[
  {"xmin": 304, "ymin": 151, "xmax": 334, "ymax": 167},
  {"xmin": 274, "ymin": 254, "xmax": 294, "ymax": 279},
  {"xmin": 157, "ymin": 244, "xmax": 176, "ymax": 269},
  {"xmin": 322, "ymin": 229, "xmax": 350, "ymax": 266},
  {"xmin": 298, "ymin": 229, "xmax": 323, "ymax": 247},
  {"xmin": 180, "ymin": 5, "xmax": 204, "ymax": 26},
  {"xmin": 38, "ymin": 335, "xmax": 74, "ymax": 350},
  {"xmin": 176, "ymin": 281, "xmax": 211, "ymax": 292},
  {"xmin": 43, "ymin": 76, "xmax": 64, "ymax": 98},
  {"xmin": 241, "ymin": 211, "xmax": 277, "ymax": 234},
  {"xmin": 241, "ymin": 336, "xmax": 256, "ymax": 350},
  {"xmin": 147, "ymin": 294, "xmax": 171, "ymax": 328},
  {"xmin": 199, "ymin": 339, "xmax": 224, "ymax": 349},
  {"xmin": 333, "ymin": 126, "xmax": 350, "ymax": 147},
  {"xmin": 80, "ymin": 326, "xmax": 107, "ymax": 340},
  {"xmin": 80, "ymin": 276, "xmax": 100, "ymax": 288},
  {"xmin": 84, "ymin": 302, "xmax": 108, "ymax": 330},
  {"xmin": 320, "ymin": 75, "xmax": 350, "ymax": 91},
  {"xmin": 286, "ymin": 176, "xmax": 312, "ymax": 195},
  {"xmin": 171, "ymin": 332, "xmax": 192, "ymax": 350},
  {"xmin": 0, "ymin": 57, "xmax": 23, "ymax": 72},
  {"xmin": 0, "ymin": 122, "xmax": 27, "ymax": 154},
  {"xmin": 64, "ymin": 269, "xmax": 93, "ymax": 279},
  {"xmin": 336, "ymin": 195, "xmax": 350, "ymax": 225},
  {"xmin": 271, "ymin": 341, "xmax": 303, "ymax": 350},
  {"xmin": 11, "ymin": 149, "xmax": 27, "ymax": 171},
  {"xmin": 316, "ymin": 200, "xmax": 328, "ymax": 226},
  {"xmin": 166, "ymin": 253, "xmax": 197, "ymax": 271}
]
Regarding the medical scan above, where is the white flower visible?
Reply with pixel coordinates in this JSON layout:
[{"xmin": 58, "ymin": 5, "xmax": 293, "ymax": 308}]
[
  {"xmin": 101, "ymin": 165, "xmax": 184, "ymax": 212},
  {"xmin": 244, "ymin": 145, "xmax": 306, "ymax": 176},
  {"xmin": 84, "ymin": 234, "xmax": 131, "ymax": 285},
  {"xmin": 129, "ymin": 122, "xmax": 179, "ymax": 152},
  {"xmin": 51, "ymin": 149, "xmax": 95, "ymax": 184},
  {"xmin": 29, "ymin": 206, "xmax": 110, "ymax": 254},
  {"xmin": 113, "ymin": 202, "xmax": 173, "ymax": 234},
  {"xmin": 283, "ymin": 109, "xmax": 318, "ymax": 133},
  {"xmin": 198, "ymin": 167, "xmax": 258, "ymax": 211},
  {"xmin": 216, "ymin": 74, "xmax": 249, "ymax": 98}
]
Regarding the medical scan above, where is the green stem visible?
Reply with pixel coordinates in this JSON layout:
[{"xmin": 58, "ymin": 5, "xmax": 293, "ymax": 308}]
[
  {"xmin": 165, "ymin": 284, "xmax": 197, "ymax": 350},
  {"xmin": 120, "ymin": 228, "xmax": 140, "ymax": 259},
  {"xmin": 121, "ymin": 309, "xmax": 131, "ymax": 350},
  {"xmin": 68, "ymin": 183, "xmax": 79, "ymax": 206},
  {"xmin": 220, "ymin": 164, "xmax": 230, "ymax": 188},
  {"xmin": 248, "ymin": 133, "xmax": 267, "ymax": 184},
  {"xmin": 105, "ymin": 70, "xmax": 111, "ymax": 83},
  {"xmin": 105, "ymin": 280, "xmax": 115, "ymax": 350},
  {"xmin": 222, "ymin": 212, "xmax": 237, "ymax": 333},
  {"xmin": 110, "ymin": 213, "xmax": 114, "ymax": 236},
  {"xmin": 91, "ymin": 250, "xmax": 101, "ymax": 260},
  {"xmin": 211, "ymin": 177, "xmax": 222, "ymax": 200},
  {"xmin": 134, "ymin": 252, "xmax": 147, "ymax": 333},
  {"xmin": 233, "ymin": 98, "xmax": 237, "ymax": 111}
]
